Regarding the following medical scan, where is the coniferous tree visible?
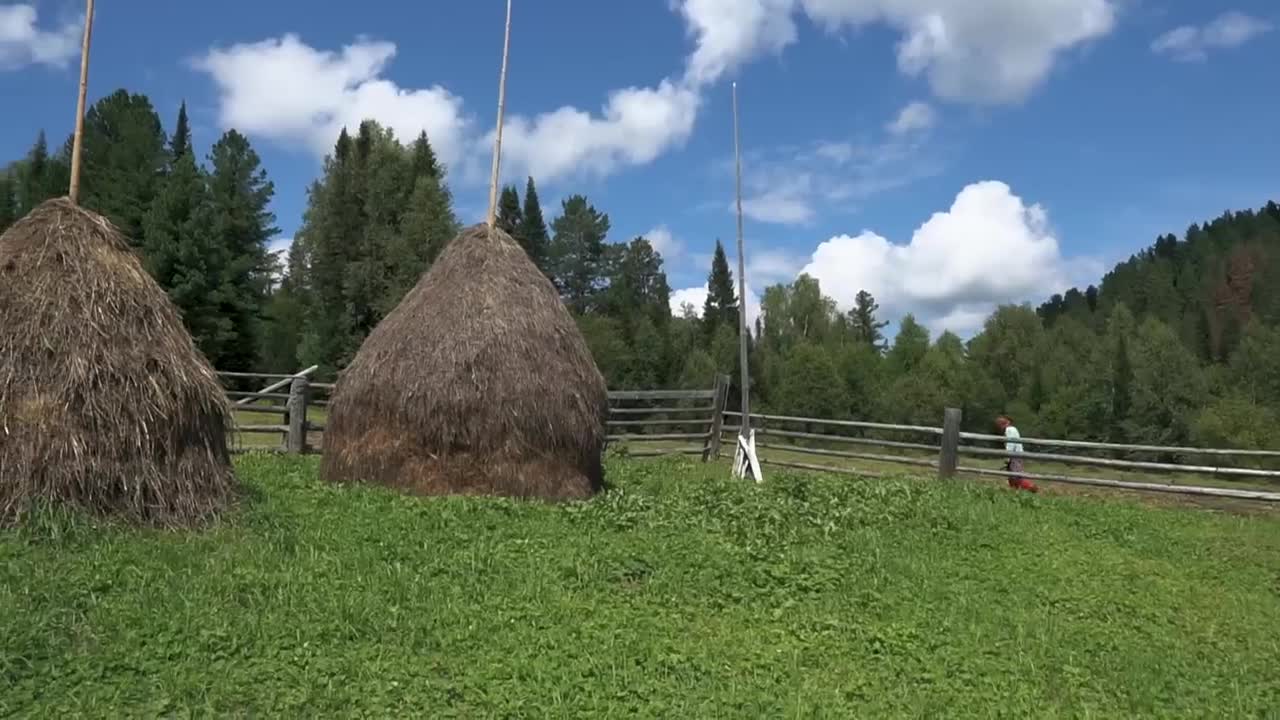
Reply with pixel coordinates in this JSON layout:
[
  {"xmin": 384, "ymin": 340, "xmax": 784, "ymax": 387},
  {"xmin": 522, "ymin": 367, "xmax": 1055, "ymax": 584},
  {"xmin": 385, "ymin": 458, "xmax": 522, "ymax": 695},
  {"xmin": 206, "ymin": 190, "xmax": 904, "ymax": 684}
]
[
  {"xmin": 0, "ymin": 171, "xmax": 15, "ymax": 232},
  {"xmin": 206, "ymin": 129, "xmax": 278, "ymax": 372},
  {"xmin": 518, "ymin": 176, "xmax": 550, "ymax": 271},
  {"xmin": 850, "ymin": 290, "xmax": 889, "ymax": 350},
  {"xmin": 77, "ymin": 89, "xmax": 168, "ymax": 243},
  {"xmin": 169, "ymin": 102, "xmax": 191, "ymax": 166},
  {"xmin": 549, "ymin": 194, "xmax": 610, "ymax": 314},
  {"xmin": 703, "ymin": 239, "xmax": 737, "ymax": 338},
  {"xmin": 496, "ymin": 184, "xmax": 523, "ymax": 243}
]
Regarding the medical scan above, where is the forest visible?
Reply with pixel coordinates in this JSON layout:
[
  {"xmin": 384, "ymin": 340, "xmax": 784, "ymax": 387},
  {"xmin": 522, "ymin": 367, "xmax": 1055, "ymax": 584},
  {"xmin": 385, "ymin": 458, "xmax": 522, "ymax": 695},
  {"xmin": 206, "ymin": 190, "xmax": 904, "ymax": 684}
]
[{"xmin": 4, "ymin": 88, "xmax": 1280, "ymax": 448}]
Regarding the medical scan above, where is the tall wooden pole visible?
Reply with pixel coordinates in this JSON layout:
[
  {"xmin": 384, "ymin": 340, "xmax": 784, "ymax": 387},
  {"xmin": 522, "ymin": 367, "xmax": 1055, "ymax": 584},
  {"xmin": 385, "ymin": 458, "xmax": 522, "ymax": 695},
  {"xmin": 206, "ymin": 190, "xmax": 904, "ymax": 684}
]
[
  {"xmin": 485, "ymin": 0, "xmax": 513, "ymax": 229},
  {"xmin": 731, "ymin": 81, "xmax": 750, "ymax": 429},
  {"xmin": 68, "ymin": 0, "xmax": 96, "ymax": 204}
]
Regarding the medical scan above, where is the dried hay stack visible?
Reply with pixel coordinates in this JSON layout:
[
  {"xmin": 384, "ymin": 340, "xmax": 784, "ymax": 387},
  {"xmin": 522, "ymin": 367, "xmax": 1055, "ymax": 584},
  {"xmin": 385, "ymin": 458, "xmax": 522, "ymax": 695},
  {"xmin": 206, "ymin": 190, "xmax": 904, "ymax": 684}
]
[
  {"xmin": 321, "ymin": 223, "xmax": 609, "ymax": 500},
  {"xmin": 0, "ymin": 198, "xmax": 237, "ymax": 526}
]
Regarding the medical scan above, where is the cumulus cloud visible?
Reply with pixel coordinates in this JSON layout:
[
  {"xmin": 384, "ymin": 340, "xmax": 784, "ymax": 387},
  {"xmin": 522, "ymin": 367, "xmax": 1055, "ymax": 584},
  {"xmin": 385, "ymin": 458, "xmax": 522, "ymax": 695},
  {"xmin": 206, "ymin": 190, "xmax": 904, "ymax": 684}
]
[
  {"xmin": 887, "ymin": 101, "xmax": 936, "ymax": 135},
  {"xmin": 489, "ymin": 79, "xmax": 700, "ymax": 183},
  {"xmin": 1151, "ymin": 11, "xmax": 1273, "ymax": 62},
  {"xmin": 194, "ymin": 34, "xmax": 699, "ymax": 185},
  {"xmin": 193, "ymin": 35, "xmax": 472, "ymax": 169},
  {"xmin": 643, "ymin": 225, "xmax": 683, "ymax": 260},
  {"xmin": 669, "ymin": 283, "xmax": 763, "ymax": 326},
  {"xmin": 794, "ymin": 180, "xmax": 1088, "ymax": 334},
  {"xmin": 0, "ymin": 3, "xmax": 81, "ymax": 71},
  {"xmin": 675, "ymin": 0, "xmax": 1118, "ymax": 103}
]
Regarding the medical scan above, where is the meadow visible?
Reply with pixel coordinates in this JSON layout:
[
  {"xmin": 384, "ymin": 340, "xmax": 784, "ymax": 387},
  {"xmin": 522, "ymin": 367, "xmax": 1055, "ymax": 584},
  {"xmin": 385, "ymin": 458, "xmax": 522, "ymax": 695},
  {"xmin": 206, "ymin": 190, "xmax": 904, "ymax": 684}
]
[{"xmin": 2, "ymin": 455, "xmax": 1278, "ymax": 717}]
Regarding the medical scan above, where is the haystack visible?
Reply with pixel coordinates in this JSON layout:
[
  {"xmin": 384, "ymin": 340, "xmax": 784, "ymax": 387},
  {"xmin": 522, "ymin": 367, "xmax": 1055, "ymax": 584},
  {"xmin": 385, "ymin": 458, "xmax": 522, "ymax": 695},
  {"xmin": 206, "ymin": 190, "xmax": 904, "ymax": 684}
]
[
  {"xmin": 321, "ymin": 223, "xmax": 609, "ymax": 500},
  {"xmin": 0, "ymin": 198, "xmax": 237, "ymax": 526}
]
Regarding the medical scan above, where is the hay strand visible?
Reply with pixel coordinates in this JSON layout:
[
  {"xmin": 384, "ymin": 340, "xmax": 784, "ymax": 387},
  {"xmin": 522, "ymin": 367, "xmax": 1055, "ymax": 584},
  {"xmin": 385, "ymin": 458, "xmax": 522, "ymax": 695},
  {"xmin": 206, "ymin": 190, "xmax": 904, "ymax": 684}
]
[
  {"xmin": 68, "ymin": 0, "xmax": 95, "ymax": 204},
  {"xmin": 0, "ymin": 199, "xmax": 238, "ymax": 526},
  {"xmin": 321, "ymin": 223, "xmax": 609, "ymax": 500}
]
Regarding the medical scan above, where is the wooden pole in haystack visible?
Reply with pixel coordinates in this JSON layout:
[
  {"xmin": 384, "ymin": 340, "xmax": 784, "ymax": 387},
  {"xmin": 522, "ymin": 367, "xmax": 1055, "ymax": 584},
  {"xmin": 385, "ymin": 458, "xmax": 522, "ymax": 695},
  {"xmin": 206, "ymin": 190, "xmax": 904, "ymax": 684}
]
[
  {"xmin": 68, "ymin": 0, "xmax": 96, "ymax": 204},
  {"xmin": 731, "ymin": 81, "xmax": 762, "ymax": 483},
  {"xmin": 485, "ymin": 0, "xmax": 514, "ymax": 229}
]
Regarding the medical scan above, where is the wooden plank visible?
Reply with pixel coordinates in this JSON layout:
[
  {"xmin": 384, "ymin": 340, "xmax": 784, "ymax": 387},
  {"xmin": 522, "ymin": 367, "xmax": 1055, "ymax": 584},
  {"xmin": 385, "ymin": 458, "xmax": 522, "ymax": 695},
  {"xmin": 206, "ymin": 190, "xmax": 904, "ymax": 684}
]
[
  {"xmin": 758, "ymin": 459, "xmax": 887, "ymax": 479},
  {"xmin": 230, "ymin": 406, "xmax": 288, "ymax": 416},
  {"xmin": 608, "ymin": 389, "xmax": 717, "ymax": 401},
  {"xmin": 939, "ymin": 407, "xmax": 962, "ymax": 479},
  {"xmin": 957, "ymin": 465, "xmax": 1280, "ymax": 502},
  {"xmin": 959, "ymin": 430, "xmax": 1280, "ymax": 458},
  {"xmin": 756, "ymin": 442, "xmax": 937, "ymax": 468},
  {"xmin": 607, "ymin": 418, "xmax": 714, "ymax": 427},
  {"xmin": 958, "ymin": 445, "xmax": 1280, "ymax": 480},
  {"xmin": 234, "ymin": 424, "xmax": 289, "ymax": 433},
  {"xmin": 755, "ymin": 428, "xmax": 937, "ymax": 452},
  {"xmin": 705, "ymin": 373, "xmax": 730, "ymax": 462},
  {"xmin": 610, "ymin": 405, "xmax": 716, "ymax": 415},
  {"xmin": 229, "ymin": 366, "xmax": 319, "ymax": 407},
  {"xmin": 723, "ymin": 411, "xmax": 943, "ymax": 436},
  {"xmin": 218, "ymin": 371, "xmax": 307, "ymax": 380},
  {"xmin": 607, "ymin": 433, "xmax": 709, "ymax": 442},
  {"xmin": 227, "ymin": 391, "xmax": 291, "ymax": 401},
  {"xmin": 622, "ymin": 447, "xmax": 706, "ymax": 458},
  {"xmin": 286, "ymin": 377, "xmax": 309, "ymax": 454}
]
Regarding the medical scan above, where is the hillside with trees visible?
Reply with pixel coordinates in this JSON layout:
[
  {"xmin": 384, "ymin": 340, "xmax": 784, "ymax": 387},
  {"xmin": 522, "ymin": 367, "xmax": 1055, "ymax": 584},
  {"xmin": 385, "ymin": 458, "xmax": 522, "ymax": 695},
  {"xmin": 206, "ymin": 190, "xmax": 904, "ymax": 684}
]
[{"xmin": 3, "ymin": 87, "xmax": 1278, "ymax": 448}]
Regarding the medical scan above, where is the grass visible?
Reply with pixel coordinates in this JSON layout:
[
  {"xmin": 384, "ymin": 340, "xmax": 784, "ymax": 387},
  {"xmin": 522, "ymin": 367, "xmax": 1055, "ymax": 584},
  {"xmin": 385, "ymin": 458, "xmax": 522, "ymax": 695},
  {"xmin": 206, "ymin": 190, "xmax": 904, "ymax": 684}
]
[{"xmin": 3, "ymin": 456, "xmax": 1278, "ymax": 717}]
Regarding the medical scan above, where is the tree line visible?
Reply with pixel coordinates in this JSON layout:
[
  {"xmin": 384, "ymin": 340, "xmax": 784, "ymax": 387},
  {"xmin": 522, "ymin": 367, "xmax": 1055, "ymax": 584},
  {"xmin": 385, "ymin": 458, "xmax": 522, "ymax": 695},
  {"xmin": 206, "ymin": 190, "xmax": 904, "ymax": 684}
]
[{"xmin": 4, "ymin": 88, "xmax": 1279, "ymax": 448}]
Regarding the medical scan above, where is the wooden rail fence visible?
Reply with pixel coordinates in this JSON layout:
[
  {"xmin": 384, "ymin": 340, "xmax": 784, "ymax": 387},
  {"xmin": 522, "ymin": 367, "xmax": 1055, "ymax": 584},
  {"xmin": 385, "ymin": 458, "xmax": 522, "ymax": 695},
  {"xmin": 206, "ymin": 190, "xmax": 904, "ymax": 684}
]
[
  {"xmin": 220, "ymin": 371, "xmax": 732, "ymax": 462},
  {"xmin": 220, "ymin": 370, "xmax": 1280, "ymax": 502}
]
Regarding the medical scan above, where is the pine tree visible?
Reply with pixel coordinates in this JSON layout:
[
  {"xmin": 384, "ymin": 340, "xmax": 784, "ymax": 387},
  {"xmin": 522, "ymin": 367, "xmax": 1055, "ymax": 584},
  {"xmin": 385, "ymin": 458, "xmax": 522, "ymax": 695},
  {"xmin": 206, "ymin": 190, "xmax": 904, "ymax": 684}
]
[
  {"xmin": 850, "ymin": 290, "xmax": 888, "ymax": 350},
  {"xmin": 496, "ymin": 184, "xmax": 523, "ymax": 243},
  {"xmin": 169, "ymin": 101, "xmax": 191, "ymax": 166},
  {"xmin": 703, "ymin": 239, "xmax": 737, "ymax": 338},
  {"xmin": 518, "ymin": 176, "xmax": 550, "ymax": 271},
  {"xmin": 549, "ymin": 194, "xmax": 610, "ymax": 314},
  {"xmin": 206, "ymin": 129, "xmax": 279, "ymax": 372}
]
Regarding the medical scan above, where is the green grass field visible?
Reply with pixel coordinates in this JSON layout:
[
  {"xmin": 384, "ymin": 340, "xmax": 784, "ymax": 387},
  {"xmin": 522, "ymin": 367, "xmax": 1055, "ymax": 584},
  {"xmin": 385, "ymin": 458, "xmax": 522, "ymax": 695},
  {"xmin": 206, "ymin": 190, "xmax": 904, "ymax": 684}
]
[{"xmin": 3, "ymin": 455, "xmax": 1278, "ymax": 717}]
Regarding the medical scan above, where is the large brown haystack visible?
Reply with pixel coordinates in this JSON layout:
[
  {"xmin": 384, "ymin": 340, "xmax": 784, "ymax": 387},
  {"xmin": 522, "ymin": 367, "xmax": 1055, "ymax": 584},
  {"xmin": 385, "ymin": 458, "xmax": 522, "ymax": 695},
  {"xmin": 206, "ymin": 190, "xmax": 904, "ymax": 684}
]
[
  {"xmin": 0, "ymin": 198, "xmax": 237, "ymax": 526},
  {"xmin": 321, "ymin": 223, "xmax": 609, "ymax": 500}
]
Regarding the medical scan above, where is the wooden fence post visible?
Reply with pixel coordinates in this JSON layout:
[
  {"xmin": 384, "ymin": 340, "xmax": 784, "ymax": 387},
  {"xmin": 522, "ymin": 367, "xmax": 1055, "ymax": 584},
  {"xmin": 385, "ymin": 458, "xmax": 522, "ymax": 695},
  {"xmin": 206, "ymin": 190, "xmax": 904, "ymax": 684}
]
[
  {"xmin": 939, "ymin": 407, "xmax": 962, "ymax": 479},
  {"xmin": 286, "ymin": 376, "xmax": 310, "ymax": 454},
  {"xmin": 703, "ymin": 374, "xmax": 731, "ymax": 462}
]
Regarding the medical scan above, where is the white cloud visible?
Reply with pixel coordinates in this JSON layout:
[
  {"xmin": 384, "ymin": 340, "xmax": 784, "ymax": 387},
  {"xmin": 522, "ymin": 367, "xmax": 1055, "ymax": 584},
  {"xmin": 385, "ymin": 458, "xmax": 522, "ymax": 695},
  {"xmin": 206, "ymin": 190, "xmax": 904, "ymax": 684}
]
[
  {"xmin": 794, "ymin": 180, "xmax": 1085, "ymax": 335},
  {"xmin": 741, "ymin": 188, "xmax": 816, "ymax": 224},
  {"xmin": 489, "ymin": 79, "xmax": 700, "ymax": 183},
  {"xmin": 1151, "ymin": 11, "xmax": 1273, "ymax": 62},
  {"xmin": 193, "ymin": 35, "xmax": 471, "ymax": 169},
  {"xmin": 194, "ymin": 34, "xmax": 699, "ymax": 186},
  {"xmin": 675, "ymin": 0, "xmax": 1117, "ymax": 104},
  {"xmin": 669, "ymin": 283, "xmax": 763, "ymax": 326},
  {"xmin": 643, "ymin": 225, "xmax": 683, "ymax": 260},
  {"xmin": 887, "ymin": 101, "xmax": 936, "ymax": 135},
  {"xmin": 0, "ymin": 4, "xmax": 81, "ymax": 71}
]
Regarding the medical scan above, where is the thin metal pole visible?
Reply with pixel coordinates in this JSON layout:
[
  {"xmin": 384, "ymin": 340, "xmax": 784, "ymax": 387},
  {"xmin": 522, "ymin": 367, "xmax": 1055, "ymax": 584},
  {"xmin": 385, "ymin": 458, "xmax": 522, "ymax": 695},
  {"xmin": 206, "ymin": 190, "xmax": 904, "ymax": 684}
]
[
  {"xmin": 68, "ymin": 0, "xmax": 95, "ymax": 204},
  {"xmin": 485, "ymin": 0, "xmax": 513, "ymax": 229},
  {"xmin": 731, "ymin": 81, "xmax": 751, "ymax": 429}
]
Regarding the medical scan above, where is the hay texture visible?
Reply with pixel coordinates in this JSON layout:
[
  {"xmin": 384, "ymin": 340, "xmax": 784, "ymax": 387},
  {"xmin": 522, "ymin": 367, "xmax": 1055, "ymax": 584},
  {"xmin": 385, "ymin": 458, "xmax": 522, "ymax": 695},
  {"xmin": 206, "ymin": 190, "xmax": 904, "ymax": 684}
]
[
  {"xmin": 321, "ymin": 223, "xmax": 609, "ymax": 500},
  {"xmin": 0, "ymin": 198, "xmax": 237, "ymax": 526}
]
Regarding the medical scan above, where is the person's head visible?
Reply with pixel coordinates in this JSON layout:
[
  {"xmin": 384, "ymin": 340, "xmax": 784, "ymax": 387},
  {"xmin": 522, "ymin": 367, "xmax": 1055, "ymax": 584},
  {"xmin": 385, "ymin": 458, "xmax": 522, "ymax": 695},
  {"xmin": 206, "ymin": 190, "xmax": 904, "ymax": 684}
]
[{"xmin": 995, "ymin": 415, "xmax": 1012, "ymax": 431}]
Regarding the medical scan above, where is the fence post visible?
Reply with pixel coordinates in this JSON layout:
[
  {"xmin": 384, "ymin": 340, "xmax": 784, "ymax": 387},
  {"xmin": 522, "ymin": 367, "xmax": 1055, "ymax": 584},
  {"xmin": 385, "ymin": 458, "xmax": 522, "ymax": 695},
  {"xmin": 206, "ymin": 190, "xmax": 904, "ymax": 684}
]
[
  {"xmin": 703, "ymin": 374, "xmax": 731, "ymax": 462},
  {"xmin": 286, "ymin": 376, "xmax": 311, "ymax": 454},
  {"xmin": 939, "ymin": 407, "xmax": 962, "ymax": 479}
]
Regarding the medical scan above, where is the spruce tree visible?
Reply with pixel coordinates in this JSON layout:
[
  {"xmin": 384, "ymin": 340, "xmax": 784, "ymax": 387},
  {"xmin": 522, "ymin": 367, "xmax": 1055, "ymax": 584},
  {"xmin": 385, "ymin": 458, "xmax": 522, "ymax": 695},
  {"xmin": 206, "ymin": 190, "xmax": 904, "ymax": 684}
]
[
  {"xmin": 703, "ymin": 239, "xmax": 737, "ymax": 338},
  {"xmin": 496, "ymin": 184, "xmax": 523, "ymax": 243},
  {"xmin": 206, "ymin": 129, "xmax": 279, "ymax": 372},
  {"xmin": 142, "ymin": 150, "xmax": 232, "ymax": 363},
  {"xmin": 169, "ymin": 102, "xmax": 191, "ymax": 166},
  {"xmin": 518, "ymin": 176, "xmax": 550, "ymax": 270},
  {"xmin": 0, "ymin": 171, "xmax": 15, "ymax": 232},
  {"xmin": 16, "ymin": 131, "xmax": 65, "ymax": 215}
]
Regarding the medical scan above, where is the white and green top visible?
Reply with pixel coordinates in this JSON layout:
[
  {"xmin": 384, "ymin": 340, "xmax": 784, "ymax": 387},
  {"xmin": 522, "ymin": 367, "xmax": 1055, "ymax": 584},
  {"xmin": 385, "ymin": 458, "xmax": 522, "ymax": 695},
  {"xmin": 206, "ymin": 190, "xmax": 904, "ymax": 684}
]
[{"xmin": 1005, "ymin": 425, "xmax": 1024, "ymax": 455}]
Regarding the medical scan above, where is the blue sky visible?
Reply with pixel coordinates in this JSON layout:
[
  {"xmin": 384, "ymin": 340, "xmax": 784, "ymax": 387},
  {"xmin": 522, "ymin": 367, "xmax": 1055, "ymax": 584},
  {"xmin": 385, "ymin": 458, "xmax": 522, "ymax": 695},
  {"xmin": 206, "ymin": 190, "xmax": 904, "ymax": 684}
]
[{"xmin": 2, "ymin": 0, "xmax": 1277, "ymax": 333}]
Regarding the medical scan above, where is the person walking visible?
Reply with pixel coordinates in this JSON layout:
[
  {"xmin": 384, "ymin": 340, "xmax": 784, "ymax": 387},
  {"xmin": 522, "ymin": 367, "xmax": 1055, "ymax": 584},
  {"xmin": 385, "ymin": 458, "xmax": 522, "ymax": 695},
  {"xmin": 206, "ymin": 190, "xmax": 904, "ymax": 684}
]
[{"xmin": 996, "ymin": 415, "xmax": 1039, "ymax": 493}]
